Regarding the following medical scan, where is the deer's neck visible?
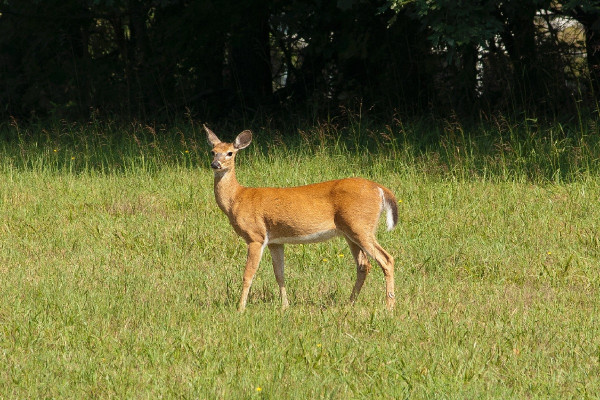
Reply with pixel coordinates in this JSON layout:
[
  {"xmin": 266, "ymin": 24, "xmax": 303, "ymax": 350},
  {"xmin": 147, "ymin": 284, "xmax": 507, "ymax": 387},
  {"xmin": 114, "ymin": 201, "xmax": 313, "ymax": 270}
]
[{"xmin": 213, "ymin": 168, "xmax": 243, "ymax": 215}]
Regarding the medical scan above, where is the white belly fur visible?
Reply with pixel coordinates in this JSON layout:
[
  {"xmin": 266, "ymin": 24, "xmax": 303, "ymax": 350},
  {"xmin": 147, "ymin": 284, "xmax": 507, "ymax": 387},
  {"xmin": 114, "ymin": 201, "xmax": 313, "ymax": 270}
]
[{"xmin": 268, "ymin": 229, "xmax": 339, "ymax": 244}]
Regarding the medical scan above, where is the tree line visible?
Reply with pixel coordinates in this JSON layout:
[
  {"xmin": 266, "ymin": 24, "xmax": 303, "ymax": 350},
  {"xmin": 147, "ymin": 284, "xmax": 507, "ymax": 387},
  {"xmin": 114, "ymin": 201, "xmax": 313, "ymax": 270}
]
[{"xmin": 1, "ymin": 0, "xmax": 599, "ymax": 121}]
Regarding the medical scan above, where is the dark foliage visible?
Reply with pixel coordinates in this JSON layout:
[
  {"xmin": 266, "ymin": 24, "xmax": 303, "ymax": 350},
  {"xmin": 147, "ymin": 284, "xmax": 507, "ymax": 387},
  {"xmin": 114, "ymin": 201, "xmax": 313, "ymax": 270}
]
[{"xmin": 0, "ymin": 0, "xmax": 598, "ymax": 123}]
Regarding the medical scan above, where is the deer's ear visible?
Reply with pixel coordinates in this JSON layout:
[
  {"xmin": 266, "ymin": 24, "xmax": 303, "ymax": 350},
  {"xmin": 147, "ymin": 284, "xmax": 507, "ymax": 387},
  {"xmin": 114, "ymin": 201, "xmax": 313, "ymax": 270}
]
[
  {"xmin": 204, "ymin": 124, "xmax": 221, "ymax": 147},
  {"xmin": 234, "ymin": 130, "xmax": 252, "ymax": 150}
]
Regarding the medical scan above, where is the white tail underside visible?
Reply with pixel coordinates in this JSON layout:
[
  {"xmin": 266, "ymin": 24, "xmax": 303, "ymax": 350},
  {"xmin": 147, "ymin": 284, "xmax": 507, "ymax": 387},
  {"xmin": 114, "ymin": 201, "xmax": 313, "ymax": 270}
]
[{"xmin": 379, "ymin": 187, "xmax": 395, "ymax": 231}]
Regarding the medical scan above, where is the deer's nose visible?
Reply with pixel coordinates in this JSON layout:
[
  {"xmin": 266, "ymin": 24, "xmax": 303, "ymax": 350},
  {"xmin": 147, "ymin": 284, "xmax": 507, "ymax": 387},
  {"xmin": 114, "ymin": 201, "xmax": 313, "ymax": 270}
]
[{"xmin": 211, "ymin": 160, "xmax": 221, "ymax": 169}]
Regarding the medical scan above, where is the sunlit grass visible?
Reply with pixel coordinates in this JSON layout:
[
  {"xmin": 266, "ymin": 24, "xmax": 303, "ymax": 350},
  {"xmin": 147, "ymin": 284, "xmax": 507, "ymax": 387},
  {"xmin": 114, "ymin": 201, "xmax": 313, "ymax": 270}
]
[{"xmin": 1, "ymin": 118, "xmax": 599, "ymax": 398}]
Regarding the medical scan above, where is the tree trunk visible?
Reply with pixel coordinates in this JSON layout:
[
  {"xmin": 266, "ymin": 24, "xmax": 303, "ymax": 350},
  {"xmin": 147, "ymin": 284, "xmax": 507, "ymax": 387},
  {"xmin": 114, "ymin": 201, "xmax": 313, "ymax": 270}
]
[
  {"xmin": 583, "ymin": 17, "xmax": 600, "ymax": 98},
  {"xmin": 229, "ymin": 2, "xmax": 272, "ymax": 108},
  {"xmin": 457, "ymin": 44, "xmax": 479, "ymax": 110},
  {"xmin": 500, "ymin": 3, "xmax": 541, "ymax": 108}
]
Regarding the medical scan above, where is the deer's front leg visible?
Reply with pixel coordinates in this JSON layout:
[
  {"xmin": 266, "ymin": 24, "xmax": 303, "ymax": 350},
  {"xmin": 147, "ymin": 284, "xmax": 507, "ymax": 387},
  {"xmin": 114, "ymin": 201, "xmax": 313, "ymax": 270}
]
[{"xmin": 238, "ymin": 242, "xmax": 265, "ymax": 312}]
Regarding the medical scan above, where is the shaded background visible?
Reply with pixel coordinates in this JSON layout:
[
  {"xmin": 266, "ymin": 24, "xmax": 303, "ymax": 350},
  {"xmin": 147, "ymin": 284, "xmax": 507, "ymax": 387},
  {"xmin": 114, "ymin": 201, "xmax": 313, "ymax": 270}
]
[{"xmin": 1, "ymin": 0, "xmax": 599, "ymax": 122}]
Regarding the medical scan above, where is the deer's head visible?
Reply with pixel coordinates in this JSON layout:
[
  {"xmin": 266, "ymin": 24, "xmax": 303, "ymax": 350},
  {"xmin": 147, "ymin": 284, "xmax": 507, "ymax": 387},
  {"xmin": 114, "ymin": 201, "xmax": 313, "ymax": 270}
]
[{"xmin": 205, "ymin": 125, "xmax": 252, "ymax": 172}]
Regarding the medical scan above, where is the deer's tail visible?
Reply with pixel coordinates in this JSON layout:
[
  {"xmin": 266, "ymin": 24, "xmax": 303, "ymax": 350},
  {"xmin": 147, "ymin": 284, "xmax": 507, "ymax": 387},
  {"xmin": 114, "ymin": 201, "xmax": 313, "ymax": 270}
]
[{"xmin": 379, "ymin": 186, "xmax": 398, "ymax": 231}]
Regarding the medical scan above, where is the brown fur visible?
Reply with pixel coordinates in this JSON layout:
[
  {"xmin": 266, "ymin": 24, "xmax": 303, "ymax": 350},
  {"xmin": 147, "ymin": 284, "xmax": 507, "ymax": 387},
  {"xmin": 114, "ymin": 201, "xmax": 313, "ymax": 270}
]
[{"xmin": 205, "ymin": 125, "xmax": 398, "ymax": 311}]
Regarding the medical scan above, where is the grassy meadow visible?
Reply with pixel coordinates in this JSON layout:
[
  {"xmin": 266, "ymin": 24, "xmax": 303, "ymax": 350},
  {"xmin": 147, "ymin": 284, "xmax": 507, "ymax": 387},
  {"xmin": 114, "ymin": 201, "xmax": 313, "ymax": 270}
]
[{"xmin": 1, "ymin": 117, "xmax": 600, "ymax": 398}]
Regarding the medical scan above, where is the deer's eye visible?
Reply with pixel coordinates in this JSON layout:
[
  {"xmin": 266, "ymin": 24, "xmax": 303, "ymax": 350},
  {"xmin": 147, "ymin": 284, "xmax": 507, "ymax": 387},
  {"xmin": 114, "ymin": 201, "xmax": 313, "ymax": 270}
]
[
  {"xmin": 210, "ymin": 151, "xmax": 215, "ymax": 156},
  {"xmin": 227, "ymin": 152, "xmax": 233, "ymax": 157}
]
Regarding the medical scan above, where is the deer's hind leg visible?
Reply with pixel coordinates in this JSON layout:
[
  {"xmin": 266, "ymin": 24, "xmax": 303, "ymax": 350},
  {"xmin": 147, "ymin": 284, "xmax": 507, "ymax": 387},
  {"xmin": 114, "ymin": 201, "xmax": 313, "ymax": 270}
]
[
  {"xmin": 344, "ymin": 232, "xmax": 395, "ymax": 310},
  {"xmin": 346, "ymin": 238, "xmax": 373, "ymax": 303}
]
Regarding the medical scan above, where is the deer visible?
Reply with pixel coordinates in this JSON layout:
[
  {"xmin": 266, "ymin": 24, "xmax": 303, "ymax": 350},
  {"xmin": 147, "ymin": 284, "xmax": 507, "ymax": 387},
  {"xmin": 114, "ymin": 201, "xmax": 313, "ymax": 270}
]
[{"xmin": 205, "ymin": 125, "xmax": 398, "ymax": 312}]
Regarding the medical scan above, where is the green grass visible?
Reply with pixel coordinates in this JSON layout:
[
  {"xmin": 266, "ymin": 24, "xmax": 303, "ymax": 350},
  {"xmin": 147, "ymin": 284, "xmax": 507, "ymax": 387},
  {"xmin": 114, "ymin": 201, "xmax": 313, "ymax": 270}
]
[{"xmin": 1, "ymin": 118, "xmax": 600, "ymax": 398}]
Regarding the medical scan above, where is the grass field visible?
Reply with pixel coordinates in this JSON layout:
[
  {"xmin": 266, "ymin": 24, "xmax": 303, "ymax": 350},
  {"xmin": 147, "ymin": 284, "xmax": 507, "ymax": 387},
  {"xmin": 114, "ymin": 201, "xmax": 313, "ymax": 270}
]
[{"xmin": 1, "ymin": 118, "xmax": 599, "ymax": 398}]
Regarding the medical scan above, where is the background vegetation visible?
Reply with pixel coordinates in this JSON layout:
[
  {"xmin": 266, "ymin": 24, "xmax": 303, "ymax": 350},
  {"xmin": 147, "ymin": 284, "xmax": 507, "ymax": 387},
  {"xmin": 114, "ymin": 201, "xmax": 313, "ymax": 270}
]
[
  {"xmin": 1, "ymin": 120, "xmax": 599, "ymax": 398},
  {"xmin": 1, "ymin": 0, "xmax": 600, "ymax": 122},
  {"xmin": 2, "ymin": 1, "xmax": 600, "ymax": 397}
]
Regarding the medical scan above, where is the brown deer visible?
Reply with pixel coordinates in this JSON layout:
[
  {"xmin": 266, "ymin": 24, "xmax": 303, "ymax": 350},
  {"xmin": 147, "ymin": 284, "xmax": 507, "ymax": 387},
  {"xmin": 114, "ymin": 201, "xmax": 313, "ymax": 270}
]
[{"xmin": 205, "ymin": 125, "xmax": 398, "ymax": 311}]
